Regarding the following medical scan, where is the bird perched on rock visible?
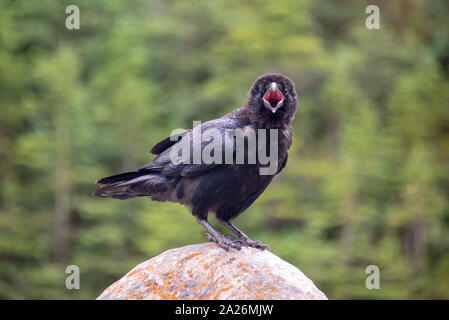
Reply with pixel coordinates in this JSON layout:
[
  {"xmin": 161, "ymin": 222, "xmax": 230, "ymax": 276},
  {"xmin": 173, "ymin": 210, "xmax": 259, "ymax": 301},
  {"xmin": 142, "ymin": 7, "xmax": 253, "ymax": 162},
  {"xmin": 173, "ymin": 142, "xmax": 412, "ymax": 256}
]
[{"xmin": 94, "ymin": 73, "xmax": 298, "ymax": 250}]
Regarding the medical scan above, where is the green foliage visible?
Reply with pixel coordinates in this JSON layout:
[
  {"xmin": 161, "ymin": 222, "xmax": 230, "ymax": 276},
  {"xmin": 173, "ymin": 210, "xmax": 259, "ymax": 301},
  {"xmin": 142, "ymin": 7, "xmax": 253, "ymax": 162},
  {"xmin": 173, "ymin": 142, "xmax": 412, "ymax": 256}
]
[{"xmin": 0, "ymin": 0, "xmax": 448, "ymax": 299}]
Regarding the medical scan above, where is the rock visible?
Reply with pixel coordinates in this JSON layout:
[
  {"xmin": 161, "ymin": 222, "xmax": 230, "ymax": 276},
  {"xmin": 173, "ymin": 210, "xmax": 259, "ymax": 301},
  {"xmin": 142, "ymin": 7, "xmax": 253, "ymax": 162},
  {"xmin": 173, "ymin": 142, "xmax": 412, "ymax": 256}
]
[{"xmin": 97, "ymin": 243, "xmax": 327, "ymax": 300}]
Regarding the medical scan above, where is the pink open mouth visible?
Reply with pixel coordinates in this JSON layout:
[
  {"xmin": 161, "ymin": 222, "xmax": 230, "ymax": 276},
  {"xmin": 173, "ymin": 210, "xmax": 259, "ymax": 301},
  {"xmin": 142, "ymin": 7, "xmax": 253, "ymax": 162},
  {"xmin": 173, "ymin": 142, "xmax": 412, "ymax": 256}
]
[{"xmin": 263, "ymin": 90, "xmax": 284, "ymax": 111}]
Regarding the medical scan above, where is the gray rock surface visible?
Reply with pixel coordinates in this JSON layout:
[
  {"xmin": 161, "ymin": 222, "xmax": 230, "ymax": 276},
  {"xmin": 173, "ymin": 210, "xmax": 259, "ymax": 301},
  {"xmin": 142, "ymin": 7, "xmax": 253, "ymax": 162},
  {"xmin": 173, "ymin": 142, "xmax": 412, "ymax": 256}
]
[{"xmin": 97, "ymin": 243, "xmax": 328, "ymax": 300}]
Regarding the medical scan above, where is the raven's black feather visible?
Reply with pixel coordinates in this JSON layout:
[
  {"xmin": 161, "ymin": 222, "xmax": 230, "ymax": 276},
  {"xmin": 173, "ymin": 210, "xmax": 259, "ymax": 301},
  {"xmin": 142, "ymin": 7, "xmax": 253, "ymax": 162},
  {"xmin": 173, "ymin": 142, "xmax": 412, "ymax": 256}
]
[
  {"xmin": 150, "ymin": 130, "xmax": 188, "ymax": 155},
  {"xmin": 95, "ymin": 171, "xmax": 147, "ymax": 185}
]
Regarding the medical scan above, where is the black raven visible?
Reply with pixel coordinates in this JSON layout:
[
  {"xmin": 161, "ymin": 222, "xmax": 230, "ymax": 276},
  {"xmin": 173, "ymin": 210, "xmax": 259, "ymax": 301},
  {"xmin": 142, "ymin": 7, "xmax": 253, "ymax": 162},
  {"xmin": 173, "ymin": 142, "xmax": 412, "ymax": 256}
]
[{"xmin": 94, "ymin": 73, "xmax": 297, "ymax": 250}]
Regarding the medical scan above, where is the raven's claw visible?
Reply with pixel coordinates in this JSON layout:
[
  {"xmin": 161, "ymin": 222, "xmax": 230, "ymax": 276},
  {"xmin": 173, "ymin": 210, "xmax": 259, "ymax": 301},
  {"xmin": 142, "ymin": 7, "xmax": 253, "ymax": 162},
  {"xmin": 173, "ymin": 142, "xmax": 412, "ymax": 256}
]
[
  {"xmin": 223, "ymin": 233, "xmax": 269, "ymax": 251},
  {"xmin": 204, "ymin": 232, "xmax": 242, "ymax": 251},
  {"xmin": 240, "ymin": 238, "xmax": 270, "ymax": 251}
]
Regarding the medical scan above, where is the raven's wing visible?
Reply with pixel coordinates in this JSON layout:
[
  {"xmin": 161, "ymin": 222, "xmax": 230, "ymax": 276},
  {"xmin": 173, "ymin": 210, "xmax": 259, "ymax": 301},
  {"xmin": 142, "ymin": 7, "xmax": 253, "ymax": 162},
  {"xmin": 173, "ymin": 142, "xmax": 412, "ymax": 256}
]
[{"xmin": 139, "ymin": 116, "xmax": 247, "ymax": 179}]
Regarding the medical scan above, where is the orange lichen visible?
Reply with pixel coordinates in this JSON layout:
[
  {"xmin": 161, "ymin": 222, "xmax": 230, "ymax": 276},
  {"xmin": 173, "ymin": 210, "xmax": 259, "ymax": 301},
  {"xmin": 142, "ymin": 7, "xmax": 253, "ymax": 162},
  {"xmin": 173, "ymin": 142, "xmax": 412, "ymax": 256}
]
[
  {"xmin": 204, "ymin": 291, "xmax": 215, "ymax": 299},
  {"xmin": 243, "ymin": 284, "xmax": 253, "ymax": 291},
  {"xmin": 184, "ymin": 252, "xmax": 201, "ymax": 262},
  {"xmin": 115, "ymin": 285, "xmax": 124, "ymax": 294},
  {"xmin": 212, "ymin": 286, "xmax": 232, "ymax": 299},
  {"xmin": 126, "ymin": 270, "xmax": 138, "ymax": 278}
]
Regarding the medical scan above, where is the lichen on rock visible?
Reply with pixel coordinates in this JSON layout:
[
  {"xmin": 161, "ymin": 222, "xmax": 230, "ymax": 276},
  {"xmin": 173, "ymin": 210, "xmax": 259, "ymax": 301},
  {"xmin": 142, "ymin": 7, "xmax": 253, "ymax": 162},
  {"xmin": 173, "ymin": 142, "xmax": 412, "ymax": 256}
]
[{"xmin": 97, "ymin": 243, "xmax": 327, "ymax": 300}]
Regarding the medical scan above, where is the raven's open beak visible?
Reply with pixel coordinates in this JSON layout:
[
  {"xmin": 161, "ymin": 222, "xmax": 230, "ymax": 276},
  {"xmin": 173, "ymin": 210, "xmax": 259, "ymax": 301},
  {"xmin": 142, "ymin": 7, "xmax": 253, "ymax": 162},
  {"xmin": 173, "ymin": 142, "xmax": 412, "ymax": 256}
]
[{"xmin": 263, "ymin": 82, "xmax": 284, "ymax": 113}]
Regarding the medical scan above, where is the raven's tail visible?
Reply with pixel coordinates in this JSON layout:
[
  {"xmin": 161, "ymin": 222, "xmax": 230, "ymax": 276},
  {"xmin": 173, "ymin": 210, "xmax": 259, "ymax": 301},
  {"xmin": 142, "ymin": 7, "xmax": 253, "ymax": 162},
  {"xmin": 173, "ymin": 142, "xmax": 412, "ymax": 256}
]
[{"xmin": 93, "ymin": 171, "xmax": 168, "ymax": 200}]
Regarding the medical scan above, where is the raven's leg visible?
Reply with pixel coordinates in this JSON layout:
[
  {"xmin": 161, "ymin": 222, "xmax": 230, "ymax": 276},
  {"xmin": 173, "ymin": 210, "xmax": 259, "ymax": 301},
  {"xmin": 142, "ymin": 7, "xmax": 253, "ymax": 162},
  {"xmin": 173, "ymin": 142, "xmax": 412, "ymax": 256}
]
[
  {"xmin": 196, "ymin": 218, "xmax": 241, "ymax": 251},
  {"xmin": 219, "ymin": 220, "xmax": 270, "ymax": 250}
]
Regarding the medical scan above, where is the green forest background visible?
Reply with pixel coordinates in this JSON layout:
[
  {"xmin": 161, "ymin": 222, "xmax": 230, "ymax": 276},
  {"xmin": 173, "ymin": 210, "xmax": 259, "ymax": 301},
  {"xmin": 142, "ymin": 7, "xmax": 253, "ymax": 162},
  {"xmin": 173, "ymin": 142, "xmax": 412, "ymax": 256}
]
[{"xmin": 0, "ymin": 0, "xmax": 448, "ymax": 299}]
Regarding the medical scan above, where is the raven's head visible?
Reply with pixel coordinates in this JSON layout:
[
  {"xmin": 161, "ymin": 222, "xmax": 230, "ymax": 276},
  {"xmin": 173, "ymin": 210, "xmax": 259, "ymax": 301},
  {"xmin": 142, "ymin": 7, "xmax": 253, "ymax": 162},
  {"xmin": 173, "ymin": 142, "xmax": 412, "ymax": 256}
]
[{"xmin": 247, "ymin": 73, "xmax": 297, "ymax": 126}]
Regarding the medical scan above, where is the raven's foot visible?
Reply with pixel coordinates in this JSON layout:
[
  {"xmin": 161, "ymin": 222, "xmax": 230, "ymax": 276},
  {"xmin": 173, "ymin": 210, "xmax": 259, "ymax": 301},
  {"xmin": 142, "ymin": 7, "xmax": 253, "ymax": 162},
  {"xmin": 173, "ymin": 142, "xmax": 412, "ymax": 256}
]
[
  {"xmin": 240, "ymin": 237, "xmax": 270, "ymax": 251},
  {"xmin": 218, "ymin": 220, "xmax": 270, "ymax": 251},
  {"xmin": 224, "ymin": 234, "xmax": 269, "ymax": 251},
  {"xmin": 204, "ymin": 232, "xmax": 242, "ymax": 251}
]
